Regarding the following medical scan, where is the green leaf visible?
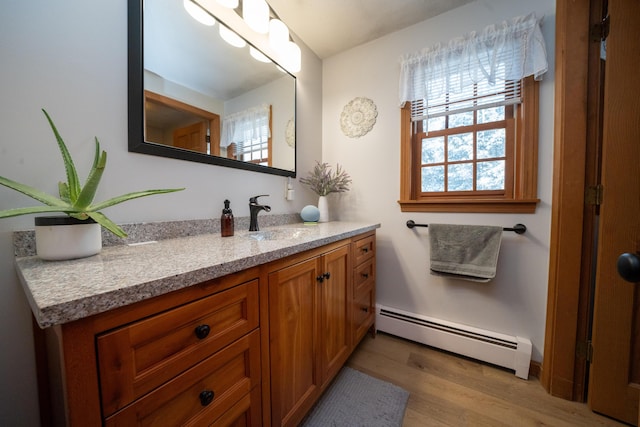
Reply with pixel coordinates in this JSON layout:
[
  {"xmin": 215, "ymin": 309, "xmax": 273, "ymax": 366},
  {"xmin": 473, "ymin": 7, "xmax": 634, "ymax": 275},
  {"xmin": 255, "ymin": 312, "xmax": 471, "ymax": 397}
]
[
  {"xmin": 58, "ymin": 181, "xmax": 70, "ymax": 202},
  {"xmin": 87, "ymin": 211, "xmax": 127, "ymax": 238},
  {"xmin": 0, "ymin": 176, "xmax": 68, "ymax": 208},
  {"xmin": 89, "ymin": 188, "xmax": 184, "ymax": 211},
  {"xmin": 69, "ymin": 212, "xmax": 89, "ymax": 220},
  {"xmin": 0, "ymin": 205, "xmax": 81, "ymax": 219},
  {"xmin": 42, "ymin": 109, "xmax": 81, "ymax": 202},
  {"xmin": 74, "ymin": 144, "xmax": 107, "ymax": 210}
]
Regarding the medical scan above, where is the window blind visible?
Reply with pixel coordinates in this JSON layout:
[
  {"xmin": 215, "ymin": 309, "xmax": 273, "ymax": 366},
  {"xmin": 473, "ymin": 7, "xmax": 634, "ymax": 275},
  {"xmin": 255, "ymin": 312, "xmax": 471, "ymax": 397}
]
[
  {"xmin": 399, "ymin": 13, "xmax": 547, "ymax": 116},
  {"xmin": 410, "ymin": 79, "xmax": 521, "ymax": 121}
]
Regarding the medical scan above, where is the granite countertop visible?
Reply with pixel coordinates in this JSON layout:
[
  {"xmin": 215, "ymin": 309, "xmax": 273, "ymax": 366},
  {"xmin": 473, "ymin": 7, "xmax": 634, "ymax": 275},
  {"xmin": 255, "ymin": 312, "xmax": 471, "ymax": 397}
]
[{"xmin": 16, "ymin": 221, "xmax": 380, "ymax": 328}]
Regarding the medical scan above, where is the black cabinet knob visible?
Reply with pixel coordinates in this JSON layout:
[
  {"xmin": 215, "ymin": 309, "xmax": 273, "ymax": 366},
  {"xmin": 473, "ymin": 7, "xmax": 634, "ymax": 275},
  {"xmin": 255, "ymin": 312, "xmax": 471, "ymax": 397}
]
[
  {"xmin": 316, "ymin": 275, "xmax": 324, "ymax": 283},
  {"xmin": 362, "ymin": 247, "xmax": 369, "ymax": 253},
  {"xmin": 361, "ymin": 272, "xmax": 369, "ymax": 278},
  {"xmin": 194, "ymin": 324, "xmax": 211, "ymax": 340},
  {"xmin": 361, "ymin": 306, "xmax": 369, "ymax": 313},
  {"xmin": 617, "ymin": 252, "xmax": 640, "ymax": 283},
  {"xmin": 199, "ymin": 390, "xmax": 215, "ymax": 406},
  {"xmin": 323, "ymin": 272, "xmax": 331, "ymax": 280}
]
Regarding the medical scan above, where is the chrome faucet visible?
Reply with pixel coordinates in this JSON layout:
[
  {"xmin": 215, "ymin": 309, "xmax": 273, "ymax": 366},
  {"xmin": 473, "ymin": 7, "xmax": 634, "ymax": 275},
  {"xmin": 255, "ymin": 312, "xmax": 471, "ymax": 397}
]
[{"xmin": 249, "ymin": 195, "xmax": 271, "ymax": 231}]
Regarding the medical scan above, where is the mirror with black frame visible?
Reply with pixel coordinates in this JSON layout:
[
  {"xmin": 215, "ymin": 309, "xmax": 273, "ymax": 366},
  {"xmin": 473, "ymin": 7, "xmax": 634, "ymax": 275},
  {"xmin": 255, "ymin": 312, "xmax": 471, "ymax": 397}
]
[{"xmin": 128, "ymin": 0, "xmax": 296, "ymax": 177}]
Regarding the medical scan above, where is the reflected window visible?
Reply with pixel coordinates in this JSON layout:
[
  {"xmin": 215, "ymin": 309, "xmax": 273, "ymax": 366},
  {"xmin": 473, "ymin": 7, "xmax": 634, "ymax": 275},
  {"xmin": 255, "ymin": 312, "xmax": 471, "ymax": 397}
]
[{"xmin": 222, "ymin": 104, "xmax": 272, "ymax": 166}]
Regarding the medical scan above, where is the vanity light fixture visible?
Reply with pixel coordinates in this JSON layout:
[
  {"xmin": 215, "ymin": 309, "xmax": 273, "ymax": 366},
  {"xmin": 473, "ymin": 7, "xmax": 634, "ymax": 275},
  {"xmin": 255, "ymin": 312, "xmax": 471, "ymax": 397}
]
[
  {"xmin": 284, "ymin": 41, "xmax": 302, "ymax": 73},
  {"xmin": 268, "ymin": 18, "xmax": 289, "ymax": 52},
  {"xmin": 243, "ymin": 0, "xmax": 270, "ymax": 34},
  {"xmin": 219, "ymin": 25, "xmax": 246, "ymax": 48},
  {"xmin": 184, "ymin": 0, "xmax": 302, "ymax": 73},
  {"xmin": 183, "ymin": 0, "xmax": 216, "ymax": 26}
]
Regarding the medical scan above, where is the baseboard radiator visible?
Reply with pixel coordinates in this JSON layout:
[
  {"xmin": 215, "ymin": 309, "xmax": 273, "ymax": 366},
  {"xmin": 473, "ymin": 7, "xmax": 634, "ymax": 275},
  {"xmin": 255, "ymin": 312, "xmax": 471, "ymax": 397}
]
[{"xmin": 376, "ymin": 304, "xmax": 532, "ymax": 379}]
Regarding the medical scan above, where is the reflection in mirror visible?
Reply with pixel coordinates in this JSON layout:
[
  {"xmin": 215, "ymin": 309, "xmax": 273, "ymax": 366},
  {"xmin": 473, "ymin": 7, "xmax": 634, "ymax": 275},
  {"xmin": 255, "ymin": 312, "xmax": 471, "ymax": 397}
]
[{"xmin": 128, "ymin": 0, "xmax": 296, "ymax": 177}]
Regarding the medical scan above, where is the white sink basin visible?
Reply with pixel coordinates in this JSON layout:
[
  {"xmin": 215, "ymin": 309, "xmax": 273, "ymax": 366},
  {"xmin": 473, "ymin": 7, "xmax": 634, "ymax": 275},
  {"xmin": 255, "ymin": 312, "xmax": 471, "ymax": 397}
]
[{"xmin": 246, "ymin": 228, "xmax": 313, "ymax": 241}]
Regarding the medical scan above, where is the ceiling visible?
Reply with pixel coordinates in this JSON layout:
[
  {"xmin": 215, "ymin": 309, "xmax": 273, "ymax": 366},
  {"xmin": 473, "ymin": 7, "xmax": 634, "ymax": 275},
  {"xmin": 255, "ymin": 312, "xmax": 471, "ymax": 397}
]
[{"xmin": 267, "ymin": 0, "xmax": 476, "ymax": 59}]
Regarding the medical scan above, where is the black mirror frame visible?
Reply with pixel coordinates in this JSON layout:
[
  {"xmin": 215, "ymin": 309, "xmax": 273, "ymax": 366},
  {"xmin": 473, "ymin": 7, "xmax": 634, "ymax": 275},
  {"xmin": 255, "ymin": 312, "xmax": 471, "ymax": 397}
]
[{"xmin": 127, "ymin": 0, "xmax": 297, "ymax": 178}]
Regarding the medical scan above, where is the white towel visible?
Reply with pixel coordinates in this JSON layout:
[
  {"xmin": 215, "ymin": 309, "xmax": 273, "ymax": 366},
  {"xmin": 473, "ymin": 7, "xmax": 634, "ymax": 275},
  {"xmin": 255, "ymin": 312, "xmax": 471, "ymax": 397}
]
[{"xmin": 428, "ymin": 224, "xmax": 503, "ymax": 282}]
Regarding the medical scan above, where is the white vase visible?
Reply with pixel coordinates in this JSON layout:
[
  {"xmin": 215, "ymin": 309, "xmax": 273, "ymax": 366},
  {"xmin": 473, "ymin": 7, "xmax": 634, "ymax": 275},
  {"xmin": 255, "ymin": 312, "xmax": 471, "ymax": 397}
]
[
  {"xmin": 317, "ymin": 195, "xmax": 329, "ymax": 222},
  {"xmin": 35, "ymin": 216, "xmax": 102, "ymax": 261}
]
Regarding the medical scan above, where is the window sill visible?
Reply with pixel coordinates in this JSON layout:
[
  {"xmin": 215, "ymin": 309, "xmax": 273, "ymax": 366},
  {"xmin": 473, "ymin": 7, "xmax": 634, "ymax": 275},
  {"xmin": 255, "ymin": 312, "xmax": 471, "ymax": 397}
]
[{"xmin": 398, "ymin": 198, "xmax": 539, "ymax": 213}]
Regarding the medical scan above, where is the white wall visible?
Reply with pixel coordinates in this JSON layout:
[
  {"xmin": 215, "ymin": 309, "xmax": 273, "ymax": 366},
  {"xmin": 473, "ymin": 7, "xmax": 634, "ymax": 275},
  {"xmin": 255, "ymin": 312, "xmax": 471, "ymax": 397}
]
[
  {"xmin": 322, "ymin": 0, "xmax": 555, "ymax": 363},
  {"xmin": 0, "ymin": 1, "xmax": 321, "ymax": 424}
]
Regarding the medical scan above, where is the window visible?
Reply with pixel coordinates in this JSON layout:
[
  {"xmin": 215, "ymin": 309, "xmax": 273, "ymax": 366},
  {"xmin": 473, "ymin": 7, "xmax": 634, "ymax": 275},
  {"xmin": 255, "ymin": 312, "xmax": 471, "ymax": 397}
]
[
  {"xmin": 398, "ymin": 13, "xmax": 547, "ymax": 213},
  {"xmin": 221, "ymin": 104, "xmax": 272, "ymax": 166},
  {"xmin": 231, "ymin": 110, "xmax": 271, "ymax": 166}
]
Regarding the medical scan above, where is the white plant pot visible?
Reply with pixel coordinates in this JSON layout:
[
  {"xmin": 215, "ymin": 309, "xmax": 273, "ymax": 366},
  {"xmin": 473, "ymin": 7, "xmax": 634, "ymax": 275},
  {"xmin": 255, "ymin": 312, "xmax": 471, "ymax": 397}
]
[
  {"xmin": 317, "ymin": 196, "xmax": 329, "ymax": 222},
  {"xmin": 35, "ymin": 216, "xmax": 102, "ymax": 261}
]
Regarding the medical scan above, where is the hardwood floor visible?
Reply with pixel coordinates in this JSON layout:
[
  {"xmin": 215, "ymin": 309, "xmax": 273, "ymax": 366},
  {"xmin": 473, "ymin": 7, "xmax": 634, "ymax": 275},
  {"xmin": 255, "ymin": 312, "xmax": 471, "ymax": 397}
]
[{"xmin": 346, "ymin": 332, "xmax": 626, "ymax": 426}]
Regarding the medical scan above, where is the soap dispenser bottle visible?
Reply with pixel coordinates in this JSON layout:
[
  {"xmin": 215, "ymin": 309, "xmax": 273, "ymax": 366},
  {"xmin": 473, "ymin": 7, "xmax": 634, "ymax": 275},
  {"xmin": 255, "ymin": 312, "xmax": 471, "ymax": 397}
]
[{"xmin": 221, "ymin": 199, "xmax": 234, "ymax": 237}]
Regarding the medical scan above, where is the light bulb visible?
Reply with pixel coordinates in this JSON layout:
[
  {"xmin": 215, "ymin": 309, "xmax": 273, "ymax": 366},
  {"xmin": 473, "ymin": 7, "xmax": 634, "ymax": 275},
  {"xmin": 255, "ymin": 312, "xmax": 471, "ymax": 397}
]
[
  {"xmin": 216, "ymin": 0, "xmax": 238, "ymax": 8},
  {"xmin": 250, "ymin": 46, "xmax": 271, "ymax": 63},
  {"xmin": 269, "ymin": 19, "xmax": 289, "ymax": 52},
  {"xmin": 183, "ymin": 0, "xmax": 215, "ymax": 26},
  {"xmin": 219, "ymin": 25, "xmax": 246, "ymax": 48},
  {"xmin": 243, "ymin": 0, "xmax": 269, "ymax": 34},
  {"xmin": 285, "ymin": 41, "xmax": 301, "ymax": 73}
]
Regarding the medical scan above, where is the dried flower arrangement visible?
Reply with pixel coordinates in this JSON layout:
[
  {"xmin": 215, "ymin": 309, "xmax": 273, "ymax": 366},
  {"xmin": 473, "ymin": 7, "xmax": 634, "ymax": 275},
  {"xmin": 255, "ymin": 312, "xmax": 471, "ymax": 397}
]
[{"xmin": 299, "ymin": 161, "xmax": 351, "ymax": 196}]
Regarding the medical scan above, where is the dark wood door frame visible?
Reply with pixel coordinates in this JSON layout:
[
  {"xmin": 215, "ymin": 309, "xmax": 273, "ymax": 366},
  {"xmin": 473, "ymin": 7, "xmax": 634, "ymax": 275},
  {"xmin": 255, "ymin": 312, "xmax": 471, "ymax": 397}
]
[{"xmin": 542, "ymin": 0, "xmax": 605, "ymax": 401}]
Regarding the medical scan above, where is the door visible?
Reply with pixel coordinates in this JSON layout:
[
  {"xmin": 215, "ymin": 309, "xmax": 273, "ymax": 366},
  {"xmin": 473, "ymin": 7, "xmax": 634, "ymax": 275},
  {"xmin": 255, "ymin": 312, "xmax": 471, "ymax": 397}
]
[
  {"xmin": 268, "ymin": 258, "xmax": 321, "ymax": 427},
  {"xmin": 588, "ymin": 0, "xmax": 640, "ymax": 424},
  {"xmin": 173, "ymin": 121, "xmax": 207, "ymax": 153},
  {"xmin": 319, "ymin": 245, "xmax": 351, "ymax": 387}
]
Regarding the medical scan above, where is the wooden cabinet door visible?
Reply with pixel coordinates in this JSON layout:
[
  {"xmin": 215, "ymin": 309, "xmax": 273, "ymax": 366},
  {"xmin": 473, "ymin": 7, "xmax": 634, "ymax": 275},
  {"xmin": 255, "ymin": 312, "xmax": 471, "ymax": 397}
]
[
  {"xmin": 268, "ymin": 257, "xmax": 321, "ymax": 427},
  {"xmin": 319, "ymin": 245, "xmax": 351, "ymax": 386}
]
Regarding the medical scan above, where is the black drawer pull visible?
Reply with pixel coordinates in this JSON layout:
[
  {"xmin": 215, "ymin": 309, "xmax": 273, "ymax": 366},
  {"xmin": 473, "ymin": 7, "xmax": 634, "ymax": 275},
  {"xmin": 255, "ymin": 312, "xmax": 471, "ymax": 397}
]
[
  {"xmin": 199, "ymin": 390, "xmax": 215, "ymax": 406},
  {"xmin": 361, "ymin": 247, "xmax": 369, "ymax": 253},
  {"xmin": 361, "ymin": 272, "xmax": 369, "ymax": 278},
  {"xmin": 194, "ymin": 324, "xmax": 211, "ymax": 340},
  {"xmin": 361, "ymin": 306, "xmax": 369, "ymax": 313}
]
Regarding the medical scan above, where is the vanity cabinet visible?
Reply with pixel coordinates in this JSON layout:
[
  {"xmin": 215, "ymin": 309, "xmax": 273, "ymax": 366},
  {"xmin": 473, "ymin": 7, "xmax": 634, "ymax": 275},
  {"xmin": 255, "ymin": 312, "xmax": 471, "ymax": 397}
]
[
  {"xmin": 33, "ymin": 228, "xmax": 377, "ymax": 427},
  {"xmin": 267, "ymin": 241, "xmax": 351, "ymax": 427}
]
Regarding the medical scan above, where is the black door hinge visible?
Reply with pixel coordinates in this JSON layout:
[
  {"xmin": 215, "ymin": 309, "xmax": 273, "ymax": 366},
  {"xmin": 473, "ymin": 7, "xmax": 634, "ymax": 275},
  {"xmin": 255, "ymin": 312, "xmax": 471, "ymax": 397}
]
[
  {"xmin": 591, "ymin": 15, "xmax": 610, "ymax": 42},
  {"xmin": 585, "ymin": 184, "xmax": 604, "ymax": 206},
  {"xmin": 576, "ymin": 340, "xmax": 594, "ymax": 363}
]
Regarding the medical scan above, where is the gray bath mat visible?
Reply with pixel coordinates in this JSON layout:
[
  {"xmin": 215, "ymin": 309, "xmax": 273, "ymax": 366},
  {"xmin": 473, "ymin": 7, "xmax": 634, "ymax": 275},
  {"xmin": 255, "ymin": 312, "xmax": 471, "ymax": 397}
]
[{"xmin": 301, "ymin": 367, "xmax": 410, "ymax": 427}]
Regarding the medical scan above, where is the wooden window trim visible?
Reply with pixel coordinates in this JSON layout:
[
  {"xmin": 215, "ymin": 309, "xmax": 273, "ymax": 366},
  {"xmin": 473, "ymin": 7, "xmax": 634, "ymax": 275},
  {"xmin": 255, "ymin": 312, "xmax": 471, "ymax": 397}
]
[{"xmin": 399, "ymin": 77, "xmax": 540, "ymax": 213}]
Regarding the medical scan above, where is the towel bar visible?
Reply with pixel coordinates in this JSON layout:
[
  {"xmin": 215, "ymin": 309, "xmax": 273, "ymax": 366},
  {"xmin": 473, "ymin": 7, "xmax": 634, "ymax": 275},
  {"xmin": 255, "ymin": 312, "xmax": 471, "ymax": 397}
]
[{"xmin": 406, "ymin": 220, "xmax": 527, "ymax": 235}]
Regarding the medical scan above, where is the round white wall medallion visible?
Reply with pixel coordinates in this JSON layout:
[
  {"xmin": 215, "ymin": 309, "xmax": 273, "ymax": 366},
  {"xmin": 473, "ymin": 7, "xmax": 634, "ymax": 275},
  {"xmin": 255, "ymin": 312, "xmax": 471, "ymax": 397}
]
[
  {"xmin": 285, "ymin": 118, "xmax": 295, "ymax": 147},
  {"xmin": 340, "ymin": 97, "xmax": 378, "ymax": 138}
]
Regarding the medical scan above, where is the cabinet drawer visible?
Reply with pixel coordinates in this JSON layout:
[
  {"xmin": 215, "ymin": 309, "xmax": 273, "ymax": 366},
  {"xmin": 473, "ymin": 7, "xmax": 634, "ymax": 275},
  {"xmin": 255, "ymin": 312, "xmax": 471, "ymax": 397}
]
[
  {"xmin": 352, "ymin": 287, "xmax": 375, "ymax": 345},
  {"xmin": 211, "ymin": 386, "xmax": 262, "ymax": 427},
  {"xmin": 98, "ymin": 280, "xmax": 259, "ymax": 415},
  {"xmin": 353, "ymin": 258, "xmax": 375, "ymax": 296},
  {"xmin": 352, "ymin": 235, "xmax": 375, "ymax": 266},
  {"xmin": 104, "ymin": 330, "xmax": 261, "ymax": 426}
]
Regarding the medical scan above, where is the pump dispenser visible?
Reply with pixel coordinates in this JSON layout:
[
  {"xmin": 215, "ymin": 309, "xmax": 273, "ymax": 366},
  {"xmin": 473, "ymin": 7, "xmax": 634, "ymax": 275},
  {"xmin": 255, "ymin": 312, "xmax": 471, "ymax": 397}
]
[{"xmin": 221, "ymin": 199, "xmax": 234, "ymax": 237}]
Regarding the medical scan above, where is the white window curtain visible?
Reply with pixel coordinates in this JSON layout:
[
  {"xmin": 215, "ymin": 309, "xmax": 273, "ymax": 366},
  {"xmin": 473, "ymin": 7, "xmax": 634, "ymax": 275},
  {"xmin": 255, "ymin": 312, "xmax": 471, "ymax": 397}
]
[
  {"xmin": 398, "ymin": 13, "xmax": 548, "ymax": 118},
  {"xmin": 220, "ymin": 104, "xmax": 271, "ymax": 148}
]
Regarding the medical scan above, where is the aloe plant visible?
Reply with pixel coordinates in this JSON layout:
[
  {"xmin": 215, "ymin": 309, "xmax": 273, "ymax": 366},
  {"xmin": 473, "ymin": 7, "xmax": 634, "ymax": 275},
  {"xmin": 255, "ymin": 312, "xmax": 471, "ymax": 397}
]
[{"xmin": 0, "ymin": 109, "xmax": 184, "ymax": 237}]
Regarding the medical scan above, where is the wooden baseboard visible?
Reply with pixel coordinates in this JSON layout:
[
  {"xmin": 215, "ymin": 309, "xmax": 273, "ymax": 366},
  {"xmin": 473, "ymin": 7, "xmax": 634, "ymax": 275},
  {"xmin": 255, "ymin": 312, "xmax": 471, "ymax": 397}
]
[{"xmin": 529, "ymin": 360, "xmax": 542, "ymax": 379}]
